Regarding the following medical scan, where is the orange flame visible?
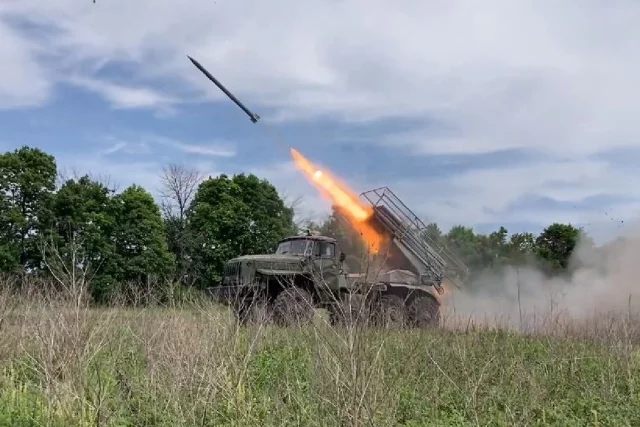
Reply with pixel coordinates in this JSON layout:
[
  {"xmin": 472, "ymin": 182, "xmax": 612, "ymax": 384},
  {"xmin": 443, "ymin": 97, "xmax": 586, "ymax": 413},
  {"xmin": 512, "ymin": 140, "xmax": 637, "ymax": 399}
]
[{"xmin": 290, "ymin": 148, "xmax": 382, "ymax": 253}]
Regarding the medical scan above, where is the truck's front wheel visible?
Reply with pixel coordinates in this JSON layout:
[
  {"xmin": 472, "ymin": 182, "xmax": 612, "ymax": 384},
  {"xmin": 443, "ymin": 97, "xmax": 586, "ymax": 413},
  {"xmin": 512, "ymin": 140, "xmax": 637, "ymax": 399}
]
[{"xmin": 273, "ymin": 287, "xmax": 314, "ymax": 327}]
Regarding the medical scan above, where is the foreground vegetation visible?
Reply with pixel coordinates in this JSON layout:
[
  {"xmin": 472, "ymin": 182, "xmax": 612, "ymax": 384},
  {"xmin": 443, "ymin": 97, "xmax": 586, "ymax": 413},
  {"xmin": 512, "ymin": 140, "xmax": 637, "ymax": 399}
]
[{"xmin": 1, "ymin": 285, "xmax": 639, "ymax": 426}]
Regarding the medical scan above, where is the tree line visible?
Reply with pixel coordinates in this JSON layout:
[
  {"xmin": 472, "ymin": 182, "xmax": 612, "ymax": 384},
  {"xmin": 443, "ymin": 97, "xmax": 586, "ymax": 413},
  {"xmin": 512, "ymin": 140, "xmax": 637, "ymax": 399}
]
[
  {"xmin": 0, "ymin": 145, "xmax": 593, "ymax": 303},
  {"xmin": 304, "ymin": 209, "xmax": 593, "ymax": 281}
]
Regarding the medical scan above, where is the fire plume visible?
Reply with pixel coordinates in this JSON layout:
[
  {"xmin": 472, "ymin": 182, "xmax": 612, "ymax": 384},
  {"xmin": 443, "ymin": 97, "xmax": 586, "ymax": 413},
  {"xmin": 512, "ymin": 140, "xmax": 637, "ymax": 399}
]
[{"xmin": 290, "ymin": 148, "xmax": 382, "ymax": 254}]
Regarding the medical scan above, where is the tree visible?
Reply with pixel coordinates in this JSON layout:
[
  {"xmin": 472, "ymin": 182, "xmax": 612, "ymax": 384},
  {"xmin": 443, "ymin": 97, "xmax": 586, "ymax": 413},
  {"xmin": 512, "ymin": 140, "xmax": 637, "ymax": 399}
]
[
  {"xmin": 423, "ymin": 222, "xmax": 444, "ymax": 244},
  {"xmin": 186, "ymin": 173, "xmax": 295, "ymax": 286},
  {"xmin": 110, "ymin": 185, "xmax": 175, "ymax": 298},
  {"xmin": 445, "ymin": 225, "xmax": 487, "ymax": 273},
  {"xmin": 483, "ymin": 226, "xmax": 509, "ymax": 267},
  {"xmin": 535, "ymin": 223, "xmax": 581, "ymax": 272},
  {"xmin": 506, "ymin": 232, "xmax": 537, "ymax": 265},
  {"xmin": 0, "ymin": 194, "xmax": 19, "ymax": 273},
  {"xmin": 51, "ymin": 175, "xmax": 116, "ymax": 251},
  {"xmin": 159, "ymin": 163, "xmax": 203, "ymax": 221},
  {"xmin": 159, "ymin": 163, "xmax": 204, "ymax": 284},
  {"xmin": 0, "ymin": 146, "xmax": 57, "ymax": 272},
  {"xmin": 281, "ymin": 193, "xmax": 307, "ymax": 233},
  {"xmin": 44, "ymin": 175, "xmax": 117, "ymax": 301}
]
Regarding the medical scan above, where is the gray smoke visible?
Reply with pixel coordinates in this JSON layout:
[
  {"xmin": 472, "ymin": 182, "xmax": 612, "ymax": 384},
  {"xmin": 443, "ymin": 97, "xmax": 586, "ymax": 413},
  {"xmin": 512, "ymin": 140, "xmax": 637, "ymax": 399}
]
[{"xmin": 440, "ymin": 222, "xmax": 640, "ymax": 330}]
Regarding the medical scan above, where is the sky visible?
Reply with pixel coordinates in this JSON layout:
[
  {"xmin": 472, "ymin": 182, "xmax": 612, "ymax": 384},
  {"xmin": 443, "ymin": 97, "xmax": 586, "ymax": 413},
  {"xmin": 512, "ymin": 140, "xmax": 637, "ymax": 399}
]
[{"xmin": 1, "ymin": 0, "xmax": 639, "ymax": 244}]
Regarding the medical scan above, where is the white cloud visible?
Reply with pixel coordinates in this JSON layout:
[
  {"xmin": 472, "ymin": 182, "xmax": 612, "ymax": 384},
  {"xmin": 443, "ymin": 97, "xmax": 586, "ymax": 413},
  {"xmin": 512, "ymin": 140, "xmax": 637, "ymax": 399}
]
[
  {"xmin": 3, "ymin": 0, "xmax": 640, "ymax": 240},
  {"xmin": 99, "ymin": 137, "xmax": 150, "ymax": 156},
  {"xmin": 0, "ymin": 19, "xmax": 52, "ymax": 109},
  {"xmin": 5, "ymin": 1, "xmax": 638, "ymax": 125},
  {"xmin": 171, "ymin": 142, "xmax": 236, "ymax": 157},
  {"xmin": 146, "ymin": 135, "xmax": 236, "ymax": 158},
  {"xmin": 101, "ymin": 141, "xmax": 127, "ymax": 155},
  {"xmin": 68, "ymin": 77, "xmax": 178, "ymax": 111},
  {"xmin": 95, "ymin": 133, "xmax": 236, "ymax": 158}
]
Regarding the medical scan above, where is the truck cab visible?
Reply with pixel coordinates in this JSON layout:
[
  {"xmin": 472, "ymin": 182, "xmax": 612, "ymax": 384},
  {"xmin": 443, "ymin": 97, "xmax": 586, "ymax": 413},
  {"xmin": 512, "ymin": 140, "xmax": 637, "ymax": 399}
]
[
  {"xmin": 219, "ymin": 233, "xmax": 347, "ymax": 301},
  {"xmin": 276, "ymin": 234, "xmax": 345, "ymax": 282}
]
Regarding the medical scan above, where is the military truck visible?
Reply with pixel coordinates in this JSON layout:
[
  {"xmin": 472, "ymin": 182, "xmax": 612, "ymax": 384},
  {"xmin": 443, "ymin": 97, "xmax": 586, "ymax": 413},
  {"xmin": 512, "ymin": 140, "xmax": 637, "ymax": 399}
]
[{"xmin": 212, "ymin": 186, "xmax": 469, "ymax": 327}]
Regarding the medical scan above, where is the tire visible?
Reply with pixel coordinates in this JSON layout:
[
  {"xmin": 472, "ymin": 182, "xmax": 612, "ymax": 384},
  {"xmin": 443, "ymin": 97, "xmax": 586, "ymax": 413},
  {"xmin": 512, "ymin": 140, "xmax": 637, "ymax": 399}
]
[
  {"xmin": 373, "ymin": 294, "xmax": 406, "ymax": 328},
  {"xmin": 330, "ymin": 293, "xmax": 371, "ymax": 327},
  {"xmin": 272, "ymin": 287, "xmax": 314, "ymax": 326},
  {"xmin": 407, "ymin": 294, "xmax": 441, "ymax": 328}
]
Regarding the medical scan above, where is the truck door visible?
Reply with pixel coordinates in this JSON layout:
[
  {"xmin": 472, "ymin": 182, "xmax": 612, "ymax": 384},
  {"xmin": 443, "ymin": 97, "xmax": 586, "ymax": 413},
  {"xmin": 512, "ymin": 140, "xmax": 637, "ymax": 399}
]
[{"xmin": 315, "ymin": 241, "xmax": 338, "ymax": 290}]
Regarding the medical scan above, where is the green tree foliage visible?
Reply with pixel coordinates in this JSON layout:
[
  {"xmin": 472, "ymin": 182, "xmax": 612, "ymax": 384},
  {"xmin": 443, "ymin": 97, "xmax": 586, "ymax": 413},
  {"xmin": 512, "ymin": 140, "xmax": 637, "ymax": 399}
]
[
  {"xmin": 50, "ymin": 175, "xmax": 116, "ymax": 259},
  {"xmin": 110, "ymin": 185, "xmax": 174, "ymax": 287},
  {"xmin": 0, "ymin": 146, "xmax": 57, "ymax": 272},
  {"xmin": 445, "ymin": 225, "xmax": 486, "ymax": 272},
  {"xmin": 45, "ymin": 175, "xmax": 118, "ymax": 300},
  {"xmin": 42, "ymin": 178, "xmax": 175, "ymax": 302},
  {"xmin": 187, "ymin": 173, "xmax": 296, "ymax": 286},
  {"xmin": 535, "ymin": 222, "xmax": 582, "ymax": 272},
  {"xmin": 507, "ymin": 232, "xmax": 536, "ymax": 260}
]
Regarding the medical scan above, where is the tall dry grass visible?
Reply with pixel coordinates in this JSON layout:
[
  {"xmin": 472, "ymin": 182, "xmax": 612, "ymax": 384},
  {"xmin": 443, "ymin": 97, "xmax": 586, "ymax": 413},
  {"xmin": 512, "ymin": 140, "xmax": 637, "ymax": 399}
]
[{"xmin": 0, "ymin": 277, "xmax": 639, "ymax": 426}]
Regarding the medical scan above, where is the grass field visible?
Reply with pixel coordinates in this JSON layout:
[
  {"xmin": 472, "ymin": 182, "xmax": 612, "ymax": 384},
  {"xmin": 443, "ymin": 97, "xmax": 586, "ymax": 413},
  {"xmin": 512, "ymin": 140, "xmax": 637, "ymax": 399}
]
[{"xmin": 1, "ymin": 287, "xmax": 639, "ymax": 426}]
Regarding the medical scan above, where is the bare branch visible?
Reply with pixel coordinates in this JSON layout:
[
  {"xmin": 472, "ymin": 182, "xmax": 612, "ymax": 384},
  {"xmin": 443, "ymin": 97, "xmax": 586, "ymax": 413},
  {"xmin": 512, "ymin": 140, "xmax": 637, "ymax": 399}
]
[
  {"xmin": 88, "ymin": 172, "xmax": 120, "ymax": 194},
  {"xmin": 55, "ymin": 167, "xmax": 119, "ymax": 194},
  {"xmin": 56, "ymin": 166, "xmax": 82, "ymax": 188},
  {"xmin": 157, "ymin": 163, "xmax": 206, "ymax": 285},
  {"xmin": 158, "ymin": 163, "xmax": 205, "ymax": 221}
]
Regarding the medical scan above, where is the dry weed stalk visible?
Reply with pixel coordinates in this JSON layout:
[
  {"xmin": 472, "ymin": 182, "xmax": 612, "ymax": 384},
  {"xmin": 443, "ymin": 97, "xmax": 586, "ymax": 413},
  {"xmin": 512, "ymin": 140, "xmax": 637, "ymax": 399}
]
[{"xmin": 40, "ymin": 231, "xmax": 99, "ymax": 309}]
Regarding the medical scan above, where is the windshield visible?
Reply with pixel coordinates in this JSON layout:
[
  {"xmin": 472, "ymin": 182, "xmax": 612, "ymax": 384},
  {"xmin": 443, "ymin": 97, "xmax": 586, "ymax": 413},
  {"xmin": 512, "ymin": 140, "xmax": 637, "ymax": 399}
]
[{"xmin": 275, "ymin": 239, "xmax": 311, "ymax": 255}]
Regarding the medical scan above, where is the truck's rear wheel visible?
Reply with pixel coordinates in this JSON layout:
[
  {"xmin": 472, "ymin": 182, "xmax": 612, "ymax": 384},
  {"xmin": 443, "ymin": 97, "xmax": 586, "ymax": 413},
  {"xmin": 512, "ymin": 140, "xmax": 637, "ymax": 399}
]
[
  {"xmin": 273, "ymin": 287, "xmax": 314, "ymax": 326},
  {"xmin": 407, "ymin": 294, "xmax": 440, "ymax": 328},
  {"xmin": 373, "ymin": 294, "xmax": 406, "ymax": 328}
]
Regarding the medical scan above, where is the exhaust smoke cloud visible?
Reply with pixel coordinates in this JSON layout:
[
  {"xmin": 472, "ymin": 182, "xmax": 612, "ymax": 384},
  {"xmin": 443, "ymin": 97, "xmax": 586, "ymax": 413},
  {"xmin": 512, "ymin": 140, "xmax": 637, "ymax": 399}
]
[{"xmin": 440, "ymin": 222, "xmax": 640, "ymax": 330}]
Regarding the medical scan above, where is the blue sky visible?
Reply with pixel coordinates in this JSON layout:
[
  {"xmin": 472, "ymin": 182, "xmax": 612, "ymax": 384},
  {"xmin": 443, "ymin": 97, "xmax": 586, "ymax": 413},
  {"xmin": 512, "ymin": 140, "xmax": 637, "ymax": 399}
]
[{"xmin": 1, "ymin": 0, "xmax": 639, "ymax": 244}]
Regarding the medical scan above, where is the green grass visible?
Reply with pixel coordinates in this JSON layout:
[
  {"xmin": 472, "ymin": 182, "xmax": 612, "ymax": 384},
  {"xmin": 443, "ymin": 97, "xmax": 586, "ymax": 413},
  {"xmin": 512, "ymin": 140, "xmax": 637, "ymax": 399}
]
[{"xmin": 1, "ymin": 295, "xmax": 639, "ymax": 426}]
